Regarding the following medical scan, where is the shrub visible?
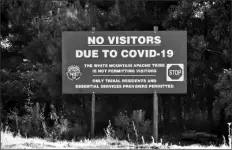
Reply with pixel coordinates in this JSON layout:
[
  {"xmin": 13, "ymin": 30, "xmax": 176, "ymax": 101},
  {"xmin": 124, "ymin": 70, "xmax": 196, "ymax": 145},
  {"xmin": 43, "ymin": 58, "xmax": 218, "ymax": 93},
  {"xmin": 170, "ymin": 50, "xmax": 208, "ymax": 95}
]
[
  {"xmin": 62, "ymin": 123, "xmax": 87, "ymax": 141},
  {"xmin": 7, "ymin": 102, "xmax": 70, "ymax": 141},
  {"xmin": 49, "ymin": 118, "xmax": 69, "ymax": 141},
  {"xmin": 8, "ymin": 102, "xmax": 46, "ymax": 137},
  {"xmin": 114, "ymin": 110, "xmax": 152, "ymax": 143},
  {"xmin": 215, "ymin": 69, "xmax": 232, "ymax": 116}
]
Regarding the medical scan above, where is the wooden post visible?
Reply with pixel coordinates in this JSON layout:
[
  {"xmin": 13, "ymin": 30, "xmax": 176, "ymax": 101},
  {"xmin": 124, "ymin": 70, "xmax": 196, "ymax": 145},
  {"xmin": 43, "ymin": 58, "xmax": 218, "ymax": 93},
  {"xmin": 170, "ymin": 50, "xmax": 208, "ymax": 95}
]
[
  {"xmin": 153, "ymin": 91, "xmax": 158, "ymax": 143},
  {"xmin": 91, "ymin": 27, "xmax": 95, "ymax": 139},
  {"xmin": 231, "ymin": 1, "xmax": 232, "ymax": 70},
  {"xmin": 153, "ymin": 26, "xmax": 158, "ymax": 33},
  {"xmin": 91, "ymin": 92, "xmax": 95, "ymax": 138},
  {"xmin": 153, "ymin": 26, "xmax": 158, "ymax": 143}
]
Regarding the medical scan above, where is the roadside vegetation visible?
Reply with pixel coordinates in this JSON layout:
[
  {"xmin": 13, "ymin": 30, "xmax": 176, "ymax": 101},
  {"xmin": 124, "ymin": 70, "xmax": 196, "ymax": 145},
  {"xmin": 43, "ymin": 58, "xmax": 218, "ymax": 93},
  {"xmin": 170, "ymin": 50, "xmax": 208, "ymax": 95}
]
[{"xmin": 1, "ymin": 123, "xmax": 231, "ymax": 149}]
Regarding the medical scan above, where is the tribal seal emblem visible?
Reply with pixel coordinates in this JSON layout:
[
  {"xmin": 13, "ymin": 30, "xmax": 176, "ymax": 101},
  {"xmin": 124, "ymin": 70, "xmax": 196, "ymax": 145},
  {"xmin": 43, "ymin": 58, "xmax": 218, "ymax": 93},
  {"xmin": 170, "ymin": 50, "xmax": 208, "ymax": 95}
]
[{"xmin": 66, "ymin": 65, "xmax": 82, "ymax": 81}]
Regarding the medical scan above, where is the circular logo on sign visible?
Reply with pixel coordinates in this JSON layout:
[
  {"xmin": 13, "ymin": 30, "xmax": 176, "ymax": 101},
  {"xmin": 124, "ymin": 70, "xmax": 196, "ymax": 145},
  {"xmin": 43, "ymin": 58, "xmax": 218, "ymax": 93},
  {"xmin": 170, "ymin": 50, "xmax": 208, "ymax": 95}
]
[
  {"xmin": 66, "ymin": 65, "xmax": 82, "ymax": 81},
  {"xmin": 166, "ymin": 64, "xmax": 184, "ymax": 81}
]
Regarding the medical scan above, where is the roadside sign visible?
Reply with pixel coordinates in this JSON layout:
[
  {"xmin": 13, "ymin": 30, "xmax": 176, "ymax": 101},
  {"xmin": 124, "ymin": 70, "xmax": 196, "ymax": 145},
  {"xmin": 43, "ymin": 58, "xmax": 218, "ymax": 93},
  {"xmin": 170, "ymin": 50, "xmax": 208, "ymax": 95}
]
[{"xmin": 62, "ymin": 31, "xmax": 187, "ymax": 94}]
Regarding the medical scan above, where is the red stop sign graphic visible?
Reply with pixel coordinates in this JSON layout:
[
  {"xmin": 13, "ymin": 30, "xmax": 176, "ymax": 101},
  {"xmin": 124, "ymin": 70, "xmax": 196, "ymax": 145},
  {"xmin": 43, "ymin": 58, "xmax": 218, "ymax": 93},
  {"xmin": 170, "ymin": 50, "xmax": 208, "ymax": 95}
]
[{"xmin": 168, "ymin": 65, "xmax": 183, "ymax": 80}]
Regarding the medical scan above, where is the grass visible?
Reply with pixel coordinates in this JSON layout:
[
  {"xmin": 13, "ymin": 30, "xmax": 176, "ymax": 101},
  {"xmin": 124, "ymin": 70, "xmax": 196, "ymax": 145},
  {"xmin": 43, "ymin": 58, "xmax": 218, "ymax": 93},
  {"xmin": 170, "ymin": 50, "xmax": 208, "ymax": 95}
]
[{"xmin": 1, "ymin": 130, "xmax": 231, "ymax": 149}]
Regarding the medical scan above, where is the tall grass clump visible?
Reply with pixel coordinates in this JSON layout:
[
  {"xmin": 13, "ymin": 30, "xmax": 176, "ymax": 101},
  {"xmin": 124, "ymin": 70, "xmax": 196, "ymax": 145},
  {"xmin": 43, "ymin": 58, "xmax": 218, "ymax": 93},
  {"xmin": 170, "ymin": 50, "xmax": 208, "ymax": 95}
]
[
  {"xmin": 104, "ymin": 120, "xmax": 115, "ymax": 140},
  {"xmin": 228, "ymin": 122, "xmax": 232, "ymax": 148}
]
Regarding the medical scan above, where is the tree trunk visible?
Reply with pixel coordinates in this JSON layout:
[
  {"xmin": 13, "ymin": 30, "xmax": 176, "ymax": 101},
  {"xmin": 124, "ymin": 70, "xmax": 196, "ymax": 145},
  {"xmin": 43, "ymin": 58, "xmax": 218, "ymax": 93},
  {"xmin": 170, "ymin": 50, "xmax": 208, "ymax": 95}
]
[
  {"xmin": 82, "ymin": 94, "xmax": 91, "ymax": 138},
  {"xmin": 162, "ymin": 96, "xmax": 166, "ymax": 126},
  {"xmin": 207, "ymin": 97, "xmax": 214, "ymax": 126},
  {"xmin": 163, "ymin": 96, "xmax": 170, "ymax": 131},
  {"xmin": 177, "ymin": 97, "xmax": 183, "ymax": 126},
  {"xmin": 166, "ymin": 100, "xmax": 170, "ymax": 124}
]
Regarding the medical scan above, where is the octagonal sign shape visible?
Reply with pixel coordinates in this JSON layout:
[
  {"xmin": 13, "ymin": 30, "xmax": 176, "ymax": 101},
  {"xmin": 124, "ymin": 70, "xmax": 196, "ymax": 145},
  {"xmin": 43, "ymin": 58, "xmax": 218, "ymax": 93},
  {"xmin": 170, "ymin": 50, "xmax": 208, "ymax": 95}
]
[{"xmin": 166, "ymin": 64, "xmax": 184, "ymax": 81}]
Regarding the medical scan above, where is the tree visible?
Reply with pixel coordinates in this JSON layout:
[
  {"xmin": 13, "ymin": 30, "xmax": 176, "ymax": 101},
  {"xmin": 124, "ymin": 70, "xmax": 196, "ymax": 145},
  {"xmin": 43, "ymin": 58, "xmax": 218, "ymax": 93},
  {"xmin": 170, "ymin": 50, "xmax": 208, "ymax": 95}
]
[{"xmin": 162, "ymin": 0, "xmax": 231, "ymax": 129}]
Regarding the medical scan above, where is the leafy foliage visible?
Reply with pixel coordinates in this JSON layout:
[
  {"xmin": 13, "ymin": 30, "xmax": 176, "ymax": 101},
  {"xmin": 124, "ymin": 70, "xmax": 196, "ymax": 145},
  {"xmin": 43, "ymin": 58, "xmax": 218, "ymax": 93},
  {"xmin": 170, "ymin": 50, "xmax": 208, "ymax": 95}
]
[{"xmin": 215, "ymin": 69, "xmax": 232, "ymax": 116}]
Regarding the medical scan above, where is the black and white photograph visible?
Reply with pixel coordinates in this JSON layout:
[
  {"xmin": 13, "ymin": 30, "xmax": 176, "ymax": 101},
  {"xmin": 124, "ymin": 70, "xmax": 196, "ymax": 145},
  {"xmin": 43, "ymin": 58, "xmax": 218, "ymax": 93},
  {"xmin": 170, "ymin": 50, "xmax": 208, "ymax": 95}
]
[{"xmin": 1, "ymin": 0, "xmax": 232, "ymax": 149}]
